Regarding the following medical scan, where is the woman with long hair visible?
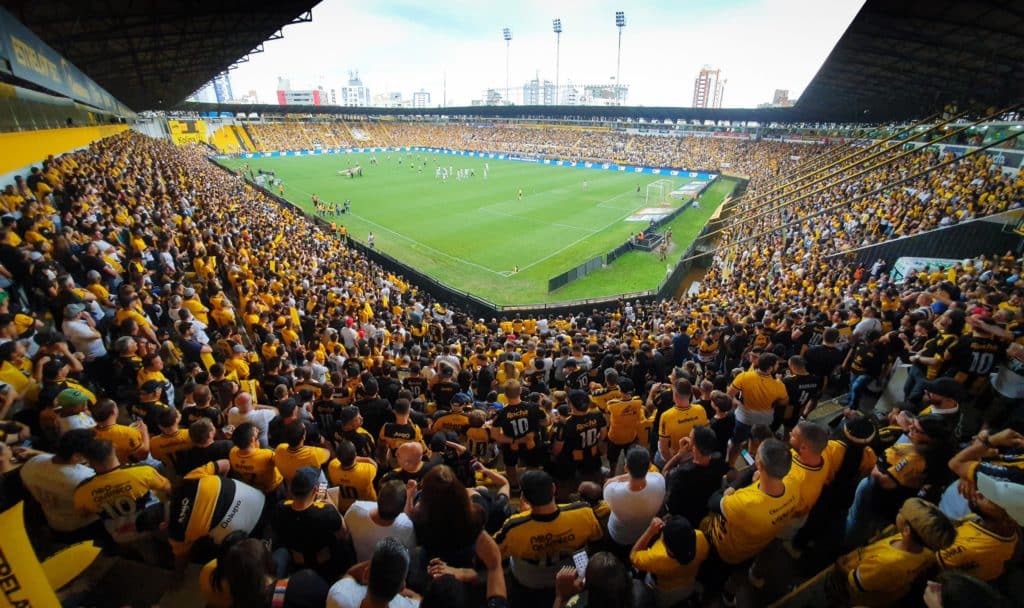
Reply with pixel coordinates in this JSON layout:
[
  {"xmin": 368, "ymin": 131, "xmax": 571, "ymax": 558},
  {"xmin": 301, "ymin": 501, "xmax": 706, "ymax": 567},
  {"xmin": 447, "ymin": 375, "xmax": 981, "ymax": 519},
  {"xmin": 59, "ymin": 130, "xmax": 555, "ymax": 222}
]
[{"xmin": 411, "ymin": 465, "xmax": 506, "ymax": 603}]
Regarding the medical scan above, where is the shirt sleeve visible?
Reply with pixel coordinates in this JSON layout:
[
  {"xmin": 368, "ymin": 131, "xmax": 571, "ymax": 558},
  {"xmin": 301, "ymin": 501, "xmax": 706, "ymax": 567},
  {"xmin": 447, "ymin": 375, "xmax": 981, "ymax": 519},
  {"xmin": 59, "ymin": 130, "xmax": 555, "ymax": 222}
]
[{"xmin": 631, "ymin": 546, "xmax": 658, "ymax": 572}]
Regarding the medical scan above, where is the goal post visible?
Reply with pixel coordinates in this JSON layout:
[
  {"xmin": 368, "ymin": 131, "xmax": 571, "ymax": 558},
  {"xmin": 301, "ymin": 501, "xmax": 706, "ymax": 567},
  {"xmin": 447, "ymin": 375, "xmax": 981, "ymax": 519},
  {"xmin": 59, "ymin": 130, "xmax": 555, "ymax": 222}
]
[{"xmin": 645, "ymin": 179, "xmax": 675, "ymax": 206}]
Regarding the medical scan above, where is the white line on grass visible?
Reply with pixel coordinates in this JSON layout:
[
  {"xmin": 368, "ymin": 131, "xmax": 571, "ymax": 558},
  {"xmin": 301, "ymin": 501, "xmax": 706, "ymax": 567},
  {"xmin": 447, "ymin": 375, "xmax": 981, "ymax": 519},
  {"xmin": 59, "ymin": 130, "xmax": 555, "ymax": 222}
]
[
  {"xmin": 281, "ymin": 184, "xmax": 510, "ymax": 277},
  {"xmin": 515, "ymin": 196, "xmax": 648, "ymax": 274}
]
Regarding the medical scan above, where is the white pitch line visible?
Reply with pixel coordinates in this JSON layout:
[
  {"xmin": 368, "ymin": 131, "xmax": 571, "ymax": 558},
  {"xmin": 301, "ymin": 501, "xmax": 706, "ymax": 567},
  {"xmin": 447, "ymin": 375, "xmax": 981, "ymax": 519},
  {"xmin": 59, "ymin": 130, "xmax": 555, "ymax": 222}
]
[
  {"xmin": 515, "ymin": 198, "xmax": 647, "ymax": 274},
  {"xmin": 281, "ymin": 184, "xmax": 510, "ymax": 277}
]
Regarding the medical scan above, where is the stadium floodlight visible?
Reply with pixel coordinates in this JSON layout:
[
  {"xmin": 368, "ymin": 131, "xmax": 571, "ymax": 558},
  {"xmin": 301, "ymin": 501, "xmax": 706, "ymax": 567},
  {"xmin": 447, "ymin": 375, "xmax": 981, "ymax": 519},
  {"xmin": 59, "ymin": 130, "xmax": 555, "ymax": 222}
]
[
  {"xmin": 503, "ymin": 27, "xmax": 512, "ymax": 104},
  {"xmin": 615, "ymin": 11, "xmax": 626, "ymax": 105},
  {"xmin": 553, "ymin": 19, "xmax": 562, "ymax": 105}
]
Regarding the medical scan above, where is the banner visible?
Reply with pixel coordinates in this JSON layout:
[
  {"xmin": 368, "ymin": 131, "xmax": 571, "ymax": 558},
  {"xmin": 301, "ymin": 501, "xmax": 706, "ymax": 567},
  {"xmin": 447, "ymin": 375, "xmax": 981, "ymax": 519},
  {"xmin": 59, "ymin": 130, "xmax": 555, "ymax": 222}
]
[
  {"xmin": 168, "ymin": 120, "xmax": 207, "ymax": 145},
  {"xmin": 0, "ymin": 7, "xmax": 131, "ymax": 115}
]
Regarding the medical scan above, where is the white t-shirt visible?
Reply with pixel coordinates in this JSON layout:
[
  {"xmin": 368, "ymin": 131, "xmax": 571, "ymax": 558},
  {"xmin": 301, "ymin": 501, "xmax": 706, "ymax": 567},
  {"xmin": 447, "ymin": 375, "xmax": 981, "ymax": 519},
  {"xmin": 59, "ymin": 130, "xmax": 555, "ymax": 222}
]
[
  {"xmin": 20, "ymin": 454, "xmax": 99, "ymax": 532},
  {"xmin": 226, "ymin": 408, "xmax": 276, "ymax": 448},
  {"xmin": 62, "ymin": 318, "xmax": 107, "ymax": 361},
  {"xmin": 344, "ymin": 500, "xmax": 417, "ymax": 563},
  {"xmin": 604, "ymin": 473, "xmax": 667, "ymax": 545},
  {"xmin": 326, "ymin": 577, "xmax": 419, "ymax": 608}
]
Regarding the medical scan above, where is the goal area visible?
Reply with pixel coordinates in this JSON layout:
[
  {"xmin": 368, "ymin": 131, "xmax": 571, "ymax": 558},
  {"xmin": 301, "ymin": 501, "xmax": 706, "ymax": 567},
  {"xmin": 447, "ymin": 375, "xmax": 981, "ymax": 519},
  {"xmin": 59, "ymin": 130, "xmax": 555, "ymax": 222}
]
[{"xmin": 645, "ymin": 179, "xmax": 675, "ymax": 205}]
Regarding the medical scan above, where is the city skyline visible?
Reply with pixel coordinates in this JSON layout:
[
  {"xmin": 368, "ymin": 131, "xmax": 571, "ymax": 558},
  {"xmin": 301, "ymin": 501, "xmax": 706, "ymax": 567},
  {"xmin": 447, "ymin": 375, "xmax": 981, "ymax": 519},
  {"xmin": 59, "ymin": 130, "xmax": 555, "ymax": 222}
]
[{"xmin": 215, "ymin": 0, "xmax": 863, "ymax": 108}]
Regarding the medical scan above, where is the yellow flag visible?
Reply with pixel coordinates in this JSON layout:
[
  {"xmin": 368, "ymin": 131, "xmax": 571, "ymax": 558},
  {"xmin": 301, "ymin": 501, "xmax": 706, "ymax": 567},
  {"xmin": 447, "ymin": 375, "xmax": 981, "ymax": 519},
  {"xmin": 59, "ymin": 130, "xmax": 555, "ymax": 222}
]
[{"xmin": 0, "ymin": 502, "xmax": 100, "ymax": 607}]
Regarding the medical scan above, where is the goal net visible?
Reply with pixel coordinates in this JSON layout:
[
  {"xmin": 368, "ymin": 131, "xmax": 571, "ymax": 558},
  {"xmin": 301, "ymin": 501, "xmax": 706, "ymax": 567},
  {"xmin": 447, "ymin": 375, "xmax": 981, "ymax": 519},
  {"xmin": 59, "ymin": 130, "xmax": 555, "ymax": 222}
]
[{"xmin": 645, "ymin": 179, "xmax": 675, "ymax": 206}]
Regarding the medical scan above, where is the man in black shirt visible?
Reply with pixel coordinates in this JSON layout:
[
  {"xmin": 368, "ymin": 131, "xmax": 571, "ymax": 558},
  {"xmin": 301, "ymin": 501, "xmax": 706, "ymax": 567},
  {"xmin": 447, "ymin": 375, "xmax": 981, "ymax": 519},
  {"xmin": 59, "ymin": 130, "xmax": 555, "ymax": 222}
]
[
  {"xmin": 177, "ymin": 419, "xmax": 232, "ymax": 475},
  {"xmin": 272, "ymin": 467, "xmax": 348, "ymax": 580},
  {"xmin": 334, "ymin": 406, "xmax": 376, "ymax": 458},
  {"xmin": 353, "ymin": 377, "xmax": 393, "ymax": 439},
  {"xmin": 492, "ymin": 380, "xmax": 548, "ymax": 489},
  {"xmin": 780, "ymin": 356, "xmax": 824, "ymax": 428},
  {"xmin": 663, "ymin": 426, "xmax": 728, "ymax": 526},
  {"xmin": 552, "ymin": 390, "xmax": 607, "ymax": 497},
  {"xmin": 804, "ymin": 328, "xmax": 845, "ymax": 383},
  {"xmin": 430, "ymin": 364, "xmax": 460, "ymax": 410}
]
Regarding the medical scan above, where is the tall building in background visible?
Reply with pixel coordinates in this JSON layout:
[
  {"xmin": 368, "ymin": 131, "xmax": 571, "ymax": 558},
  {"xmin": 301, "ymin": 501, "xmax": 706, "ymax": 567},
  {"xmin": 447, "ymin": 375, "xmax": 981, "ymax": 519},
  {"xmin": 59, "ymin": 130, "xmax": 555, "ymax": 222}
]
[
  {"xmin": 339, "ymin": 71, "xmax": 370, "ymax": 107},
  {"xmin": 275, "ymin": 78, "xmax": 325, "ymax": 105},
  {"xmin": 412, "ymin": 90, "xmax": 431, "ymax": 108},
  {"xmin": 212, "ymin": 73, "xmax": 233, "ymax": 104},
  {"xmin": 522, "ymin": 77, "xmax": 556, "ymax": 105},
  {"xmin": 692, "ymin": 66, "xmax": 725, "ymax": 109}
]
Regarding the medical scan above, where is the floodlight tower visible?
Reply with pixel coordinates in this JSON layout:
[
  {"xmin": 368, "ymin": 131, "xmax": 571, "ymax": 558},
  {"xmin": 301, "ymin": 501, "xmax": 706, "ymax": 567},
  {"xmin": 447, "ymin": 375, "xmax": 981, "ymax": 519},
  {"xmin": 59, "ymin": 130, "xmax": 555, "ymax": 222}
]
[
  {"xmin": 503, "ymin": 27, "xmax": 512, "ymax": 104},
  {"xmin": 615, "ymin": 11, "xmax": 626, "ymax": 103},
  {"xmin": 552, "ymin": 18, "xmax": 562, "ymax": 105}
]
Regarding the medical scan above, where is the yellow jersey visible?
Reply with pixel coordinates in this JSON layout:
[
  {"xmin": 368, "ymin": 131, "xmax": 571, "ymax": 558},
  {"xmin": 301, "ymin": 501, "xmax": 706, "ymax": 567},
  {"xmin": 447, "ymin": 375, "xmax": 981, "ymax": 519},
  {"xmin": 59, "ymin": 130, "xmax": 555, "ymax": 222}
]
[
  {"xmin": 937, "ymin": 517, "xmax": 1019, "ymax": 582},
  {"xmin": 495, "ymin": 502, "xmax": 603, "ymax": 589},
  {"xmin": 150, "ymin": 429, "xmax": 192, "ymax": 476},
  {"xmin": 631, "ymin": 531, "xmax": 709, "ymax": 592},
  {"xmin": 658, "ymin": 405, "xmax": 709, "ymax": 451},
  {"xmin": 729, "ymin": 370, "xmax": 788, "ymax": 413},
  {"xmin": 700, "ymin": 477, "xmax": 800, "ymax": 564},
  {"xmin": 229, "ymin": 446, "xmax": 283, "ymax": 494},
  {"xmin": 93, "ymin": 423, "xmax": 144, "ymax": 464},
  {"xmin": 326, "ymin": 460, "xmax": 377, "ymax": 512},
  {"xmin": 843, "ymin": 533, "xmax": 935, "ymax": 607},
  {"xmin": 785, "ymin": 452, "xmax": 829, "ymax": 517},
  {"xmin": 273, "ymin": 444, "xmax": 330, "ymax": 485},
  {"xmin": 605, "ymin": 397, "xmax": 645, "ymax": 446}
]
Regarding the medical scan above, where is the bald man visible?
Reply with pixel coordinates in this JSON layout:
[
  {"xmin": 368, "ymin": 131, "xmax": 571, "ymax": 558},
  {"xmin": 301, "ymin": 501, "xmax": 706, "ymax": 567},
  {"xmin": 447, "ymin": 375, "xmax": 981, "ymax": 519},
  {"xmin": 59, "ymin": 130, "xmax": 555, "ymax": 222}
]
[{"xmin": 381, "ymin": 441, "xmax": 430, "ymax": 486}]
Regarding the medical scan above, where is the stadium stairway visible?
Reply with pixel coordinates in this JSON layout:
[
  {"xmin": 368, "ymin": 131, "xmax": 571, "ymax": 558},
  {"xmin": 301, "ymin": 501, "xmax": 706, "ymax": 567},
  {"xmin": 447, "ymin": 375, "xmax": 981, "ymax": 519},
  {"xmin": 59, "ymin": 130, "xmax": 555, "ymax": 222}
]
[
  {"xmin": 233, "ymin": 124, "xmax": 256, "ymax": 152},
  {"xmin": 241, "ymin": 123, "xmax": 261, "ymax": 151}
]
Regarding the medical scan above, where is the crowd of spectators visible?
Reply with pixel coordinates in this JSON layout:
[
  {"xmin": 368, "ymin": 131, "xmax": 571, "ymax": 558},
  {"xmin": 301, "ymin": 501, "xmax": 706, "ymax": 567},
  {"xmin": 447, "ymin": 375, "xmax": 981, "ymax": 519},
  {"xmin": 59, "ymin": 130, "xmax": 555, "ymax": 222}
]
[
  {"xmin": 0, "ymin": 124, "xmax": 1020, "ymax": 608},
  {"xmin": 245, "ymin": 121, "xmax": 827, "ymax": 179}
]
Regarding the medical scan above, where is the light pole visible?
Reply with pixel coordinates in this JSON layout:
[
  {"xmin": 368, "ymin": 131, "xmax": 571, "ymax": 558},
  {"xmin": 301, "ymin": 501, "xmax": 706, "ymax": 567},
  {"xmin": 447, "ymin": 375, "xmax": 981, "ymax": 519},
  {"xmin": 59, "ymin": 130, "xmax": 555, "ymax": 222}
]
[
  {"xmin": 552, "ymin": 18, "xmax": 562, "ymax": 106},
  {"xmin": 503, "ymin": 27, "xmax": 512, "ymax": 104},
  {"xmin": 615, "ymin": 11, "xmax": 626, "ymax": 104}
]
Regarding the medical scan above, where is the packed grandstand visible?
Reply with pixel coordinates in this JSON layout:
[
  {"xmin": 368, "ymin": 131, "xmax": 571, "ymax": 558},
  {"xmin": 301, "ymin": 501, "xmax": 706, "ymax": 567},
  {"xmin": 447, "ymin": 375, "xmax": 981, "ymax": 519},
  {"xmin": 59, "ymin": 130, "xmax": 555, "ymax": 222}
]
[{"xmin": 2, "ymin": 3, "xmax": 1024, "ymax": 608}]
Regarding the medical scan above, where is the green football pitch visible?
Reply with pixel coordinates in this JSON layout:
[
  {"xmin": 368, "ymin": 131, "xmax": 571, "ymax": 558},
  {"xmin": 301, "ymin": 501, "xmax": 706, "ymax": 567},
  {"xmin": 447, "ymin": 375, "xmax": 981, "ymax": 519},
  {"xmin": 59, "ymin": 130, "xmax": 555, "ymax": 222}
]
[{"xmin": 217, "ymin": 152, "xmax": 737, "ymax": 306}]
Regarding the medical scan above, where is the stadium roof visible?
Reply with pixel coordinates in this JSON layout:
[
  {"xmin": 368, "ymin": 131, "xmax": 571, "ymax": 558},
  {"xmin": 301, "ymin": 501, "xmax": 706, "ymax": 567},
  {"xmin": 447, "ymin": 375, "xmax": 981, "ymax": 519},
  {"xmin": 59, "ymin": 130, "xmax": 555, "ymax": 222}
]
[
  {"xmin": 0, "ymin": 0, "xmax": 317, "ymax": 111},
  {"xmin": 795, "ymin": 0, "xmax": 1024, "ymax": 122},
  {"xmin": 3, "ymin": 0, "xmax": 1022, "ymax": 120}
]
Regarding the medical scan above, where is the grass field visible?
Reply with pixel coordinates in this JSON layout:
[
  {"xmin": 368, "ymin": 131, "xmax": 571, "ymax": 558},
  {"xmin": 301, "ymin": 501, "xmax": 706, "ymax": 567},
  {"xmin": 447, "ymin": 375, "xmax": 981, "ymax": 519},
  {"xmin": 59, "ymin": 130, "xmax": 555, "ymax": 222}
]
[{"xmin": 217, "ymin": 152, "xmax": 737, "ymax": 305}]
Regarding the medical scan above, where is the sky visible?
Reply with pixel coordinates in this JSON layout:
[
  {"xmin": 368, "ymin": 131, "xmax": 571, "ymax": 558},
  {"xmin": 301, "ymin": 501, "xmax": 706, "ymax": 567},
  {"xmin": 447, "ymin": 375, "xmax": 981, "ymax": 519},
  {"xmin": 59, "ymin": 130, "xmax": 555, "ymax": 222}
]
[{"xmin": 223, "ymin": 0, "xmax": 864, "ymax": 108}]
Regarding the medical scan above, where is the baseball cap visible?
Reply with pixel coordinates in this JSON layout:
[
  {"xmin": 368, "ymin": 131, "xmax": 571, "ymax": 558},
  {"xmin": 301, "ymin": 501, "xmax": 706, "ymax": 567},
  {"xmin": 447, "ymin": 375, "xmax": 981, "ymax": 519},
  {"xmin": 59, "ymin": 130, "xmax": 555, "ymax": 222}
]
[
  {"xmin": 64, "ymin": 302, "xmax": 87, "ymax": 317},
  {"xmin": 290, "ymin": 467, "xmax": 320, "ymax": 497},
  {"xmin": 662, "ymin": 517, "xmax": 698, "ymax": 563},
  {"xmin": 976, "ymin": 469, "xmax": 1024, "ymax": 525},
  {"xmin": 451, "ymin": 393, "xmax": 471, "ymax": 406},
  {"xmin": 232, "ymin": 344, "xmax": 247, "ymax": 353},
  {"xmin": 184, "ymin": 287, "xmax": 196, "ymax": 298},
  {"xmin": 564, "ymin": 358, "xmax": 578, "ymax": 368},
  {"xmin": 56, "ymin": 388, "xmax": 90, "ymax": 409},
  {"xmin": 922, "ymin": 377, "xmax": 964, "ymax": 400}
]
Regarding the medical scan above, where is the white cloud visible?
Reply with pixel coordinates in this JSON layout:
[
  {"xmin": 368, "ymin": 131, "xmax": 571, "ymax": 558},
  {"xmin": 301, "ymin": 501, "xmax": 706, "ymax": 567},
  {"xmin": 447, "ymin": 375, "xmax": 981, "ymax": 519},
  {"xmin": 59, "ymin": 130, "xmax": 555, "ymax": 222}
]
[{"xmin": 226, "ymin": 0, "xmax": 863, "ymax": 108}]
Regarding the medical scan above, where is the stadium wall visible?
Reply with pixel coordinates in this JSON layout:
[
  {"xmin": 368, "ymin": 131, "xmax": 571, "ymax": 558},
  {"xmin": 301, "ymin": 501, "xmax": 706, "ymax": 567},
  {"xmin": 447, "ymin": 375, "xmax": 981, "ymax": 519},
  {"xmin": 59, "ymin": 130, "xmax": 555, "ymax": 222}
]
[{"xmin": 0, "ymin": 124, "xmax": 128, "ymax": 179}]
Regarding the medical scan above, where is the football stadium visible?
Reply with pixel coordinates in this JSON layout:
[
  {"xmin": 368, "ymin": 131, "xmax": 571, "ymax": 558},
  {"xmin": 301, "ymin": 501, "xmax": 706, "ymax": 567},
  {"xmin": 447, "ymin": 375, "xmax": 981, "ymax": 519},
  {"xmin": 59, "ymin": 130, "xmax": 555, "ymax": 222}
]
[{"xmin": 0, "ymin": 1, "xmax": 1023, "ymax": 607}]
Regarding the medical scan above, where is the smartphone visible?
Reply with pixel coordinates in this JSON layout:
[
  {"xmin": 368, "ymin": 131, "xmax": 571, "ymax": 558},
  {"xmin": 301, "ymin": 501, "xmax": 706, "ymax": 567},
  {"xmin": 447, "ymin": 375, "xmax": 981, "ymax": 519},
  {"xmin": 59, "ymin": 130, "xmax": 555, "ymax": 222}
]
[
  {"xmin": 572, "ymin": 549, "xmax": 588, "ymax": 575},
  {"xmin": 316, "ymin": 481, "xmax": 329, "ymax": 502},
  {"xmin": 740, "ymin": 449, "xmax": 755, "ymax": 466}
]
